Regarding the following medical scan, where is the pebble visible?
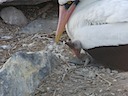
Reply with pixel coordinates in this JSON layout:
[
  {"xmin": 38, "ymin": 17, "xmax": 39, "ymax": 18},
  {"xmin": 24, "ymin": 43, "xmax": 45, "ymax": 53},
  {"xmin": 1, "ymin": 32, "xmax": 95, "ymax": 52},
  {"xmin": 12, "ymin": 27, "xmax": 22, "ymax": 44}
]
[
  {"xmin": 90, "ymin": 93, "xmax": 96, "ymax": 96},
  {"xmin": 113, "ymin": 79, "xmax": 117, "ymax": 82},
  {"xmin": 119, "ymin": 76, "xmax": 126, "ymax": 80},
  {"xmin": 0, "ymin": 36, "xmax": 13, "ymax": 40},
  {"xmin": 48, "ymin": 45, "xmax": 53, "ymax": 50},
  {"xmin": 0, "ymin": 45, "xmax": 11, "ymax": 50},
  {"xmin": 99, "ymin": 89, "xmax": 103, "ymax": 93},
  {"xmin": 111, "ymin": 70, "xmax": 118, "ymax": 74},
  {"xmin": 101, "ymin": 68, "xmax": 106, "ymax": 72},
  {"xmin": 106, "ymin": 68, "xmax": 111, "ymax": 74},
  {"xmin": 88, "ymin": 71, "xmax": 96, "ymax": 79},
  {"xmin": 117, "ymin": 89, "xmax": 122, "ymax": 92},
  {"xmin": 46, "ymin": 87, "xmax": 51, "ymax": 92},
  {"xmin": 57, "ymin": 94, "xmax": 62, "ymax": 96},
  {"xmin": 111, "ymin": 93, "xmax": 115, "ymax": 95}
]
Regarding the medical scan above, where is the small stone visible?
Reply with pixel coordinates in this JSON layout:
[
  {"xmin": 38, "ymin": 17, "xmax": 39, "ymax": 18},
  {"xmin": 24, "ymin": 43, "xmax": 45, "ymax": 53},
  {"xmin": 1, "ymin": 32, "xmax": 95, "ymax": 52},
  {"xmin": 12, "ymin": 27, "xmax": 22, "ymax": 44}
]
[
  {"xmin": 22, "ymin": 44, "xmax": 28, "ymax": 47},
  {"xmin": 106, "ymin": 87, "xmax": 110, "ymax": 91},
  {"xmin": 101, "ymin": 68, "xmax": 106, "ymax": 72},
  {"xmin": 0, "ymin": 6, "xmax": 28, "ymax": 26},
  {"xmin": 106, "ymin": 68, "xmax": 111, "ymax": 74},
  {"xmin": 48, "ymin": 45, "xmax": 53, "ymax": 51},
  {"xmin": 88, "ymin": 71, "xmax": 96, "ymax": 79},
  {"xmin": 27, "ymin": 42, "xmax": 35, "ymax": 48},
  {"xmin": 99, "ymin": 89, "xmax": 103, "ymax": 93},
  {"xmin": 0, "ymin": 45, "xmax": 11, "ymax": 50},
  {"xmin": 113, "ymin": 79, "xmax": 117, "ymax": 82},
  {"xmin": 120, "ymin": 76, "xmax": 126, "ymax": 80},
  {"xmin": 90, "ymin": 93, "xmax": 96, "ymax": 96},
  {"xmin": 111, "ymin": 70, "xmax": 118, "ymax": 74},
  {"xmin": 117, "ymin": 89, "xmax": 122, "ymax": 92},
  {"xmin": 46, "ymin": 87, "xmax": 51, "ymax": 91},
  {"xmin": 84, "ymin": 92, "xmax": 90, "ymax": 95},
  {"xmin": 111, "ymin": 93, "xmax": 115, "ymax": 95},
  {"xmin": 110, "ymin": 72, "xmax": 115, "ymax": 76},
  {"xmin": 0, "ymin": 36, "xmax": 13, "ymax": 40},
  {"xmin": 57, "ymin": 94, "xmax": 62, "ymax": 96}
]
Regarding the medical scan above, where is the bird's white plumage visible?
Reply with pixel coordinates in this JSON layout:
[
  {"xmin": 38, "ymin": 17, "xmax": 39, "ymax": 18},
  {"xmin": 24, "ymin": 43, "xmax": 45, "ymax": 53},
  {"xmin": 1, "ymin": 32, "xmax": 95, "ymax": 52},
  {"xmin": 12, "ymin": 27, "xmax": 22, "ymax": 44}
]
[
  {"xmin": 66, "ymin": 0, "xmax": 128, "ymax": 49},
  {"xmin": 73, "ymin": 23, "xmax": 128, "ymax": 49}
]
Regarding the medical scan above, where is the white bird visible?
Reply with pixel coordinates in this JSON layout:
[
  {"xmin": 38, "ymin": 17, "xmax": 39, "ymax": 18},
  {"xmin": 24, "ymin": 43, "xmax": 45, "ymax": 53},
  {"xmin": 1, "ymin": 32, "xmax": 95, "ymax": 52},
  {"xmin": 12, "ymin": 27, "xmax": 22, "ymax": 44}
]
[{"xmin": 55, "ymin": 0, "xmax": 128, "ymax": 70}]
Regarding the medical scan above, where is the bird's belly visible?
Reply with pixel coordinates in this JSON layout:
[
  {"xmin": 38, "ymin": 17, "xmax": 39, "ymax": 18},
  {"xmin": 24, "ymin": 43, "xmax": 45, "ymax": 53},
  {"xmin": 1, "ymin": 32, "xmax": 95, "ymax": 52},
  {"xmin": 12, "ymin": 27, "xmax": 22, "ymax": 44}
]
[
  {"xmin": 72, "ymin": 23, "xmax": 128, "ymax": 49},
  {"xmin": 86, "ymin": 45, "xmax": 128, "ymax": 71}
]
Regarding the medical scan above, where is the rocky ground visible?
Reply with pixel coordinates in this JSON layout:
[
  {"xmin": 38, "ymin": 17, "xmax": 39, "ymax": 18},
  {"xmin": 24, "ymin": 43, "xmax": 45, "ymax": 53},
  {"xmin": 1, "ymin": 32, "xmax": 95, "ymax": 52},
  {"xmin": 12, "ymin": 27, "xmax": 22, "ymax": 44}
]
[{"xmin": 0, "ymin": 1, "xmax": 128, "ymax": 96}]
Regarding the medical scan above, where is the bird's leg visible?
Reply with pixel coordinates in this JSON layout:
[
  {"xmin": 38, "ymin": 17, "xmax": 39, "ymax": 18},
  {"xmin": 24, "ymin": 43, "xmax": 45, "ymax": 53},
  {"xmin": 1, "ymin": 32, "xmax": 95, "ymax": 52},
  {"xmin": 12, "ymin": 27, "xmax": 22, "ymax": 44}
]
[
  {"xmin": 65, "ymin": 40, "xmax": 81, "ymax": 58},
  {"xmin": 66, "ymin": 40, "xmax": 90, "ymax": 65}
]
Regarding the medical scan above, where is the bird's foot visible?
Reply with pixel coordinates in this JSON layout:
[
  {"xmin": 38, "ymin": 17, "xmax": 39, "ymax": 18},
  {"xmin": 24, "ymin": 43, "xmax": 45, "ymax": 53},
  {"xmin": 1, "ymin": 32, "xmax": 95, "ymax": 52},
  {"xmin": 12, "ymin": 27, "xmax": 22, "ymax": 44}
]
[
  {"xmin": 65, "ymin": 40, "xmax": 82, "ymax": 58},
  {"xmin": 66, "ymin": 40, "xmax": 96, "ymax": 66},
  {"xmin": 68, "ymin": 53, "xmax": 91, "ymax": 66}
]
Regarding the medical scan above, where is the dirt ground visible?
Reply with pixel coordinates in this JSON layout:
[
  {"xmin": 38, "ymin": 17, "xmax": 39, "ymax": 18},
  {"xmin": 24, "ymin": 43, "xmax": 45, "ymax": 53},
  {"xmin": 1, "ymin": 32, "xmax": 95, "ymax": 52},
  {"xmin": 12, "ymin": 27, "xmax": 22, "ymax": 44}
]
[{"xmin": 1, "ymin": 2, "xmax": 128, "ymax": 96}]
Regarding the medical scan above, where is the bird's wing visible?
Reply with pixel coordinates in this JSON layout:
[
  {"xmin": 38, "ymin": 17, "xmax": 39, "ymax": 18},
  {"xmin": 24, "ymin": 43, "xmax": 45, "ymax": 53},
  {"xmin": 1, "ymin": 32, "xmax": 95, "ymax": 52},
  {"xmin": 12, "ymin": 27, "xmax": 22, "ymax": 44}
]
[
  {"xmin": 67, "ymin": 0, "xmax": 128, "ymax": 44},
  {"xmin": 92, "ymin": 0, "xmax": 128, "ymax": 23},
  {"xmin": 71, "ymin": 0, "xmax": 128, "ymax": 25},
  {"xmin": 102, "ymin": 0, "xmax": 128, "ymax": 23},
  {"xmin": 73, "ymin": 23, "xmax": 128, "ymax": 49}
]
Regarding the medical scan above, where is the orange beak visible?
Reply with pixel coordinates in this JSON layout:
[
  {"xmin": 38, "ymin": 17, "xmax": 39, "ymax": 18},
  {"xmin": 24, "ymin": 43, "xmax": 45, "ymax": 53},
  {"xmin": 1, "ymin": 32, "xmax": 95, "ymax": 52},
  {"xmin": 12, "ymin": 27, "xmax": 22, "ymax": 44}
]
[{"xmin": 55, "ymin": 3, "xmax": 77, "ymax": 43}]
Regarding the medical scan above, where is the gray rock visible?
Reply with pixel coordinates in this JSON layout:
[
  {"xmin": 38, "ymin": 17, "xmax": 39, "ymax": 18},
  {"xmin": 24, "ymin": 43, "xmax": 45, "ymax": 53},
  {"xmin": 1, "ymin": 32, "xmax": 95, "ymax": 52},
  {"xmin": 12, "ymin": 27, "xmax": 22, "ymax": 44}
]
[
  {"xmin": 0, "ymin": 36, "xmax": 13, "ymax": 40},
  {"xmin": 0, "ymin": 50, "xmax": 60, "ymax": 96},
  {"xmin": 106, "ymin": 68, "xmax": 111, "ymax": 74},
  {"xmin": 0, "ymin": 45, "xmax": 12, "ymax": 50},
  {"xmin": 1, "ymin": 0, "xmax": 51, "ymax": 5},
  {"xmin": 0, "ymin": 6, "xmax": 28, "ymax": 26},
  {"xmin": 88, "ymin": 71, "xmax": 96, "ymax": 79},
  {"xmin": 0, "ymin": 0, "xmax": 13, "ymax": 4},
  {"xmin": 20, "ymin": 18, "xmax": 57, "ymax": 34}
]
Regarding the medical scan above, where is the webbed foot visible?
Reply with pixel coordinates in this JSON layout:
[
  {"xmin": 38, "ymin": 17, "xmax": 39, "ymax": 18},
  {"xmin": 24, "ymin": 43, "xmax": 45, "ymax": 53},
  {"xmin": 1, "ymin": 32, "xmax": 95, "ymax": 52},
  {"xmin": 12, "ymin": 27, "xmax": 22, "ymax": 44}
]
[
  {"xmin": 66, "ymin": 40, "xmax": 91, "ymax": 65},
  {"xmin": 68, "ymin": 53, "xmax": 91, "ymax": 66}
]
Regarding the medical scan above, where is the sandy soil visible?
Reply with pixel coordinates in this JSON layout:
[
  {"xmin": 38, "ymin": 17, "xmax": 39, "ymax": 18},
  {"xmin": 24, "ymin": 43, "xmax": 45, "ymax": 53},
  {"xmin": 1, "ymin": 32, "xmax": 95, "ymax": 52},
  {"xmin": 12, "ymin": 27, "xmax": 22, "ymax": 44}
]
[{"xmin": 0, "ymin": 2, "xmax": 128, "ymax": 96}]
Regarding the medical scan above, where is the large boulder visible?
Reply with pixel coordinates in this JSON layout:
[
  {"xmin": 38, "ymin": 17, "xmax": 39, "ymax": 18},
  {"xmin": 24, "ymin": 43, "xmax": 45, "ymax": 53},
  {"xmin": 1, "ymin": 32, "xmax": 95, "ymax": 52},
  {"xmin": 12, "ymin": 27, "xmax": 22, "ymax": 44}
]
[
  {"xmin": 0, "ymin": 50, "xmax": 60, "ymax": 96},
  {"xmin": 0, "ymin": 6, "xmax": 28, "ymax": 26}
]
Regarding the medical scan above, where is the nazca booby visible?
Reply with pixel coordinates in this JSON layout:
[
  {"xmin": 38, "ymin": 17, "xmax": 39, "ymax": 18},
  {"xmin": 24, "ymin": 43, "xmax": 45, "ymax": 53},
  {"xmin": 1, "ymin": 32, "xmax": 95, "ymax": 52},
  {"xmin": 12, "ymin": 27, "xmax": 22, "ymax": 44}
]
[{"xmin": 55, "ymin": 0, "xmax": 128, "ymax": 70}]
